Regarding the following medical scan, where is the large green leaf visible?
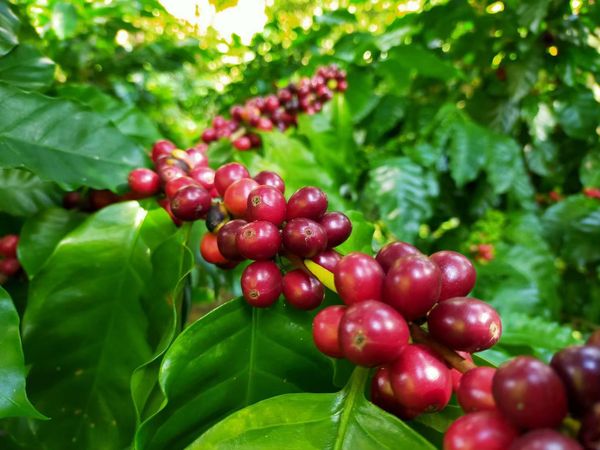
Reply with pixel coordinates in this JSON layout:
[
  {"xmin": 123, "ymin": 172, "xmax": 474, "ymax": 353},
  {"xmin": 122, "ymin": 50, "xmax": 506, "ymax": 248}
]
[
  {"xmin": 336, "ymin": 210, "xmax": 374, "ymax": 255},
  {"xmin": 51, "ymin": 2, "xmax": 77, "ymax": 40},
  {"xmin": 135, "ymin": 297, "xmax": 340, "ymax": 450},
  {"xmin": 0, "ymin": 84, "xmax": 147, "ymax": 191},
  {"xmin": 0, "ymin": 45, "xmax": 55, "ymax": 90},
  {"xmin": 0, "ymin": 168, "xmax": 61, "ymax": 217},
  {"xmin": 20, "ymin": 202, "xmax": 180, "ymax": 450},
  {"xmin": 385, "ymin": 45, "xmax": 461, "ymax": 81},
  {"xmin": 0, "ymin": 287, "xmax": 44, "ymax": 419},
  {"xmin": 0, "ymin": 1, "xmax": 19, "ymax": 57},
  {"xmin": 190, "ymin": 368, "xmax": 436, "ymax": 450}
]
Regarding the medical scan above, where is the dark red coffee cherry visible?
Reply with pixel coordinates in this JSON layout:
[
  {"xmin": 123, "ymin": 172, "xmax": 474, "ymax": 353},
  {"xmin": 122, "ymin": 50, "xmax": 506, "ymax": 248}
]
[
  {"xmin": 493, "ymin": 356, "xmax": 568, "ymax": 430},
  {"xmin": 151, "ymin": 139, "xmax": 176, "ymax": 163},
  {"xmin": 443, "ymin": 411, "xmax": 519, "ymax": 450},
  {"xmin": 588, "ymin": 330, "xmax": 600, "ymax": 347},
  {"xmin": 253, "ymin": 170, "xmax": 285, "ymax": 193},
  {"xmin": 427, "ymin": 297, "xmax": 502, "ymax": 353},
  {"xmin": 0, "ymin": 234, "xmax": 19, "ymax": 258},
  {"xmin": 509, "ymin": 429, "xmax": 583, "ymax": 450},
  {"xmin": 241, "ymin": 261, "xmax": 282, "ymax": 307},
  {"xmin": 201, "ymin": 128, "xmax": 217, "ymax": 143},
  {"xmin": 246, "ymin": 185, "xmax": 286, "ymax": 226},
  {"xmin": 579, "ymin": 403, "xmax": 600, "ymax": 450},
  {"xmin": 233, "ymin": 136, "xmax": 251, "ymax": 151},
  {"xmin": 319, "ymin": 212, "xmax": 352, "ymax": 247},
  {"xmin": 312, "ymin": 305, "xmax": 346, "ymax": 358},
  {"xmin": 0, "ymin": 258, "xmax": 20, "ymax": 276},
  {"xmin": 375, "ymin": 241, "xmax": 421, "ymax": 273},
  {"xmin": 550, "ymin": 345, "xmax": 600, "ymax": 416},
  {"xmin": 282, "ymin": 269, "xmax": 324, "ymax": 310},
  {"xmin": 430, "ymin": 250, "xmax": 476, "ymax": 301},
  {"xmin": 371, "ymin": 366, "xmax": 419, "ymax": 420},
  {"xmin": 217, "ymin": 219, "xmax": 247, "ymax": 260},
  {"xmin": 200, "ymin": 232, "xmax": 228, "ymax": 265},
  {"xmin": 339, "ymin": 300, "xmax": 409, "ymax": 367},
  {"xmin": 158, "ymin": 164, "xmax": 187, "ymax": 184},
  {"xmin": 286, "ymin": 186, "xmax": 328, "ymax": 221},
  {"xmin": 457, "ymin": 367, "xmax": 497, "ymax": 413},
  {"xmin": 128, "ymin": 168, "xmax": 160, "ymax": 197},
  {"xmin": 190, "ymin": 166, "xmax": 215, "ymax": 191},
  {"xmin": 389, "ymin": 344, "xmax": 452, "ymax": 414},
  {"xmin": 170, "ymin": 186, "xmax": 211, "ymax": 221},
  {"xmin": 214, "ymin": 163, "xmax": 250, "ymax": 197},
  {"xmin": 89, "ymin": 189, "xmax": 119, "ymax": 210},
  {"xmin": 334, "ymin": 252, "xmax": 384, "ymax": 305},
  {"xmin": 311, "ymin": 249, "xmax": 342, "ymax": 272},
  {"xmin": 383, "ymin": 254, "xmax": 441, "ymax": 320},
  {"xmin": 165, "ymin": 176, "xmax": 198, "ymax": 199},
  {"xmin": 223, "ymin": 178, "xmax": 260, "ymax": 217},
  {"xmin": 236, "ymin": 220, "xmax": 281, "ymax": 260},
  {"xmin": 282, "ymin": 218, "xmax": 328, "ymax": 258}
]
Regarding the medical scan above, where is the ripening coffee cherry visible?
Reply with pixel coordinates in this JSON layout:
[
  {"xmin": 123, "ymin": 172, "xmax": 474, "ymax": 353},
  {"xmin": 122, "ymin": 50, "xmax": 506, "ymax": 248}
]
[
  {"xmin": 151, "ymin": 140, "xmax": 176, "ymax": 163},
  {"xmin": 246, "ymin": 186, "xmax": 287, "ymax": 226},
  {"xmin": 389, "ymin": 344, "xmax": 453, "ymax": 414},
  {"xmin": 443, "ymin": 411, "xmax": 519, "ymax": 450},
  {"xmin": 376, "ymin": 241, "xmax": 421, "ymax": 273},
  {"xmin": 339, "ymin": 300, "xmax": 410, "ymax": 367},
  {"xmin": 550, "ymin": 345, "xmax": 600, "ymax": 416},
  {"xmin": 233, "ymin": 136, "xmax": 251, "ymax": 151},
  {"xmin": 0, "ymin": 258, "xmax": 20, "ymax": 276},
  {"xmin": 588, "ymin": 330, "xmax": 600, "ymax": 347},
  {"xmin": 427, "ymin": 298, "xmax": 502, "ymax": 353},
  {"xmin": 165, "ymin": 176, "xmax": 198, "ymax": 199},
  {"xmin": 0, "ymin": 234, "xmax": 19, "ymax": 258},
  {"xmin": 282, "ymin": 269, "xmax": 324, "ymax": 310},
  {"xmin": 286, "ymin": 186, "xmax": 328, "ymax": 221},
  {"xmin": 282, "ymin": 218, "xmax": 328, "ymax": 258},
  {"xmin": 371, "ymin": 366, "xmax": 419, "ymax": 420},
  {"xmin": 253, "ymin": 171, "xmax": 285, "ymax": 193},
  {"xmin": 457, "ymin": 367, "xmax": 497, "ymax": 413},
  {"xmin": 311, "ymin": 249, "xmax": 342, "ymax": 272},
  {"xmin": 383, "ymin": 254, "xmax": 441, "ymax": 320},
  {"xmin": 334, "ymin": 253, "xmax": 384, "ymax": 305},
  {"xmin": 579, "ymin": 403, "xmax": 600, "ymax": 450},
  {"xmin": 214, "ymin": 163, "xmax": 250, "ymax": 197},
  {"xmin": 223, "ymin": 178, "xmax": 260, "ymax": 217},
  {"xmin": 190, "ymin": 166, "xmax": 215, "ymax": 191},
  {"xmin": 430, "ymin": 251, "xmax": 477, "ymax": 301},
  {"xmin": 200, "ymin": 233, "xmax": 228, "ymax": 265},
  {"xmin": 170, "ymin": 186, "xmax": 212, "ymax": 221},
  {"xmin": 493, "ymin": 356, "xmax": 568, "ymax": 430},
  {"xmin": 217, "ymin": 219, "xmax": 247, "ymax": 260},
  {"xmin": 509, "ymin": 429, "xmax": 583, "ymax": 450},
  {"xmin": 201, "ymin": 128, "xmax": 218, "ymax": 143},
  {"xmin": 241, "ymin": 261, "xmax": 282, "ymax": 307},
  {"xmin": 319, "ymin": 212, "xmax": 352, "ymax": 247},
  {"xmin": 235, "ymin": 220, "xmax": 281, "ymax": 260},
  {"xmin": 128, "ymin": 168, "xmax": 160, "ymax": 197},
  {"xmin": 312, "ymin": 305, "xmax": 346, "ymax": 358}
]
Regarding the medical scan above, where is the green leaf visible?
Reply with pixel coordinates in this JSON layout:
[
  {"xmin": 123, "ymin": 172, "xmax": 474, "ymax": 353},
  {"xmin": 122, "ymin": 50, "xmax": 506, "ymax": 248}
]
[
  {"xmin": 555, "ymin": 91, "xmax": 600, "ymax": 140},
  {"xmin": 386, "ymin": 45, "xmax": 461, "ymax": 81},
  {"xmin": 51, "ymin": 2, "xmax": 78, "ymax": 40},
  {"xmin": 190, "ymin": 368, "xmax": 436, "ymax": 450},
  {"xmin": 516, "ymin": 0, "xmax": 552, "ymax": 33},
  {"xmin": 0, "ymin": 168, "xmax": 62, "ymax": 217},
  {"xmin": 20, "ymin": 202, "xmax": 179, "ymax": 450},
  {"xmin": 336, "ymin": 210, "xmax": 374, "ymax": 255},
  {"xmin": 135, "ymin": 297, "xmax": 339, "ymax": 450},
  {"xmin": 0, "ymin": 45, "xmax": 55, "ymax": 90},
  {"xmin": 446, "ymin": 115, "xmax": 488, "ymax": 187},
  {"xmin": 365, "ymin": 95, "xmax": 406, "ymax": 142},
  {"xmin": 18, "ymin": 207, "xmax": 85, "ymax": 278},
  {"xmin": 0, "ymin": 287, "xmax": 45, "ymax": 419},
  {"xmin": 207, "ymin": 0, "xmax": 239, "ymax": 12},
  {"xmin": 0, "ymin": 2, "xmax": 19, "ymax": 57},
  {"xmin": 0, "ymin": 84, "xmax": 146, "ymax": 191},
  {"xmin": 580, "ymin": 150, "xmax": 600, "ymax": 187},
  {"xmin": 344, "ymin": 68, "xmax": 378, "ymax": 123}
]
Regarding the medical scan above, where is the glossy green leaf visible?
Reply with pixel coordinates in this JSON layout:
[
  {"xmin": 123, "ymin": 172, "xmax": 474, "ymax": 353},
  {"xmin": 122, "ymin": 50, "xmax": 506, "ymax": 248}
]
[
  {"xmin": 336, "ymin": 210, "xmax": 374, "ymax": 255},
  {"xmin": 0, "ymin": 168, "xmax": 61, "ymax": 217},
  {"xmin": 0, "ymin": 84, "xmax": 146, "ymax": 191},
  {"xmin": 135, "ymin": 297, "xmax": 339, "ymax": 450},
  {"xmin": 555, "ymin": 91, "xmax": 600, "ymax": 140},
  {"xmin": 51, "ymin": 3, "xmax": 77, "ymax": 40},
  {"xmin": 21, "ymin": 202, "xmax": 179, "ymax": 450},
  {"xmin": 0, "ymin": 287, "xmax": 44, "ymax": 419},
  {"xmin": 190, "ymin": 368, "xmax": 436, "ymax": 450},
  {"xmin": 0, "ymin": 45, "xmax": 55, "ymax": 90},
  {"xmin": 385, "ymin": 45, "xmax": 461, "ymax": 81},
  {"xmin": 580, "ymin": 150, "xmax": 600, "ymax": 187},
  {"xmin": 0, "ymin": 1, "xmax": 19, "ymax": 57}
]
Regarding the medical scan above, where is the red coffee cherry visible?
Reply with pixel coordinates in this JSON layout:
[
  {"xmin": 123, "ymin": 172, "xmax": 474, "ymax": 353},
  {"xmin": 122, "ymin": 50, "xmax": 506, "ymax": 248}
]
[
  {"xmin": 200, "ymin": 233, "xmax": 228, "ymax": 265},
  {"xmin": 0, "ymin": 258, "xmax": 20, "ymax": 277},
  {"xmin": 170, "ymin": 186, "xmax": 211, "ymax": 221},
  {"xmin": 190, "ymin": 166, "xmax": 215, "ymax": 191},
  {"xmin": 253, "ymin": 170, "xmax": 285, "ymax": 193},
  {"xmin": 371, "ymin": 366, "xmax": 418, "ymax": 420},
  {"xmin": 0, "ymin": 234, "xmax": 19, "ymax": 258},
  {"xmin": 165, "ymin": 176, "xmax": 198, "ymax": 199},
  {"xmin": 235, "ymin": 220, "xmax": 281, "ymax": 260},
  {"xmin": 128, "ymin": 168, "xmax": 160, "ymax": 197},
  {"xmin": 246, "ymin": 185, "xmax": 287, "ymax": 226},
  {"xmin": 233, "ymin": 136, "xmax": 252, "ymax": 151},
  {"xmin": 312, "ymin": 305, "xmax": 346, "ymax": 358},
  {"xmin": 286, "ymin": 186, "xmax": 328, "ymax": 221},
  {"xmin": 457, "ymin": 367, "xmax": 497, "ymax": 413},
  {"xmin": 201, "ymin": 128, "xmax": 218, "ymax": 143},
  {"xmin": 319, "ymin": 212, "xmax": 352, "ymax": 247},
  {"xmin": 214, "ymin": 163, "xmax": 250, "ymax": 197},
  {"xmin": 223, "ymin": 178, "xmax": 260, "ymax": 217},
  {"xmin": 311, "ymin": 249, "xmax": 342, "ymax": 272},
  {"xmin": 216, "ymin": 219, "xmax": 247, "ymax": 261},
  {"xmin": 375, "ymin": 241, "xmax": 421, "ymax": 273},
  {"xmin": 589, "ymin": 330, "xmax": 600, "ymax": 347},
  {"xmin": 334, "ymin": 252, "xmax": 384, "ymax": 305},
  {"xmin": 151, "ymin": 139, "xmax": 176, "ymax": 163},
  {"xmin": 429, "ymin": 250, "xmax": 476, "ymax": 301},
  {"xmin": 282, "ymin": 218, "xmax": 328, "ymax": 258},
  {"xmin": 579, "ymin": 403, "xmax": 600, "ymax": 450},
  {"xmin": 509, "ymin": 429, "xmax": 583, "ymax": 450},
  {"xmin": 241, "ymin": 261, "xmax": 282, "ymax": 307},
  {"xmin": 282, "ymin": 269, "xmax": 324, "ymax": 310},
  {"xmin": 443, "ymin": 411, "xmax": 519, "ymax": 450}
]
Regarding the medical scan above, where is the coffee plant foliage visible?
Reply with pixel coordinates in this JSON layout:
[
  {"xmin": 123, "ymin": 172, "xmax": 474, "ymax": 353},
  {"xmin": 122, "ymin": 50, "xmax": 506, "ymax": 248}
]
[{"xmin": 0, "ymin": 0, "xmax": 598, "ymax": 449}]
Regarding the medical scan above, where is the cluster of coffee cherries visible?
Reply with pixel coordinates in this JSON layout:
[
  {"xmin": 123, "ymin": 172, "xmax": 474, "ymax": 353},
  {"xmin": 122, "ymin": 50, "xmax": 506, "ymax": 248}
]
[
  {"xmin": 0, "ymin": 234, "xmax": 20, "ymax": 280},
  {"xmin": 444, "ymin": 330, "xmax": 600, "ymax": 450},
  {"xmin": 200, "ymin": 65, "xmax": 347, "ymax": 151}
]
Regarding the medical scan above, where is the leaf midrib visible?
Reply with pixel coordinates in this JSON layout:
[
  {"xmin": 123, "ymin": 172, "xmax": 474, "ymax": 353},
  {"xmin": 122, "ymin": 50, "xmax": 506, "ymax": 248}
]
[{"xmin": 332, "ymin": 367, "xmax": 369, "ymax": 450}]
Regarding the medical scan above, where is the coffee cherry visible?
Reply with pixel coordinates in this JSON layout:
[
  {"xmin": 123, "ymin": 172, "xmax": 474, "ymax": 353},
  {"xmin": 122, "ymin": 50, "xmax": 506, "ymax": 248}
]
[
  {"xmin": 282, "ymin": 218, "xmax": 328, "ymax": 258},
  {"xmin": 493, "ymin": 356, "xmax": 568, "ymax": 429},
  {"xmin": 89, "ymin": 189, "xmax": 119, "ymax": 210},
  {"xmin": 579, "ymin": 403, "xmax": 600, "ymax": 450},
  {"xmin": 190, "ymin": 166, "xmax": 215, "ymax": 191},
  {"xmin": 158, "ymin": 164, "xmax": 187, "ymax": 184},
  {"xmin": 312, "ymin": 305, "xmax": 346, "ymax": 358},
  {"xmin": 427, "ymin": 298, "xmax": 502, "ymax": 353},
  {"xmin": 253, "ymin": 171, "xmax": 285, "ymax": 193},
  {"xmin": 151, "ymin": 140, "xmax": 176, "ymax": 163},
  {"xmin": 158, "ymin": 198, "xmax": 181, "ymax": 226},
  {"xmin": 509, "ymin": 429, "xmax": 583, "ymax": 450},
  {"xmin": 186, "ymin": 146, "xmax": 208, "ymax": 168},
  {"xmin": 217, "ymin": 219, "xmax": 247, "ymax": 260},
  {"xmin": 236, "ymin": 220, "xmax": 281, "ymax": 260},
  {"xmin": 0, "ymin": 258, "xmax": 20, "ymax": 277},
  {"xmin": 200, "ymin": 233, "xmax": 228, "ymax": 265},
  {"xmin": 389, "ymin": 344, "xmax": 452, "ymax": 414},
  {"xmin": 376, "ymin": 241, "xmax": 421, "ymax": 273},
  {"xmin": 334, "ymin": 253, "xmax": 384, "ymax": 305},
  {"xmin": 233, "ymin": 136, "xmax": 252, "ymax": 151},
  {"xmin": 128, "ymin": 168, "xmax": 160, "ymax": 197},
  {"xmin": 286, "ymin": 186, "xmax": 328, "ymax": 221},
  {"xmin": 170, "ymin": 186, "xmax": 211, "ymax": 221},
  {"xmin": 246, "ymin": 186, "xmax": 286, "ymax": 226},
  {"xmin": 430, "ymin": 251, "xmax": 476, "ymax": 301},
  {"xmin": 311, "ymin": 249, "xmax": 342, "ymax": 272},
  {"xmin": 241, "ymin": 261, "xmax": 282, "ymax": 307},
  {"xmin": 214, "ymin": 163, "xmax": 250, "ymax": 197},
  {"xmin": 444, "ymin": 411, "xmax": 519, "ymax": 450},
  {"xmin": 339, "ymin": 300, "xmax": 409, "ymax": 367},
  {"xmin": 165, "ymin": 176, "xmax": 198, "ymax": 199},
  {"xmin": 451, "ymin": 351, "xmax": 474, "ymax": 391},
  {"xmin": 223, "ymin": 178, "xmax": 260, "ymax": 217},
  {"xmin": 550, "ymin": 345, "xmax": 600, "ymax": 416},
  {"xmin": 201, "ymin": 128, "xmax": 217, "ymax": 143},
  {"xmin": 371, "ymin": 366, "xmax": 418, "ymax": 420},
  {"xmin": 588, "ymin": 330, "xmax": 600, "ymax": 347},
  {"xmin": 383, "ymin": 254, "xmax": 441, "ymax": 320},
  {"xmin": 457, "ymin": 367, "xmax": 497, "ymax": 413},
  {"xmin": 0, "ymin": 234, "xmax": 19, "ymax": 258},
  {"xmin": 282, "ymin": 269, "xmax": 324, "ymax": 310},
  {"xmin": 319, "ymin": 212, "xmax": 352, "ymax": 247}
]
